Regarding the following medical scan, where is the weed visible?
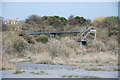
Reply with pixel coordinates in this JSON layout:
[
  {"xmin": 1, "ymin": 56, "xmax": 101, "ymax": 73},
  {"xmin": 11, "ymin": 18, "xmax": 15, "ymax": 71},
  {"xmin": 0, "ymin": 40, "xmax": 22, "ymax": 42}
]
[
  {"xmin": 30, "ymin": 71, "xmax": 48, "ymax": 75},
  {"xmin": 85, "ymin": 67, "xmax": 118, "ymax": 71},
  {"xmin": 83, "ymin": 76, "xmax": 101, "ymax": 78},
  {"xmin": 13, "ymin": 70, "xmax": 25, "ymax": 74},
  {"xmin": 62, "ymin": 75, "xmax": 80, "ymax": 78},
  {"xmin": 1, "ymin": 67, "xmax": 6, "ymax": 70}
]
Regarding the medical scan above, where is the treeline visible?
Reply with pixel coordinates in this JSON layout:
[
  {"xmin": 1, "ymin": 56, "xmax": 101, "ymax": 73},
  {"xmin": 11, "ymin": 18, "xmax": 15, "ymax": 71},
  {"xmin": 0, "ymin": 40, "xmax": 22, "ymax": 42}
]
[
  {"xmin": 1, "ymin": 15, "xmax": 119, "ymax": 37},
  {"xmin": 24, "ymin": 15, "xmax": 119, "ymax": 36},
  {"xmin": 24, "ymin": 15, "xmax": 91, "ymax": 29}
]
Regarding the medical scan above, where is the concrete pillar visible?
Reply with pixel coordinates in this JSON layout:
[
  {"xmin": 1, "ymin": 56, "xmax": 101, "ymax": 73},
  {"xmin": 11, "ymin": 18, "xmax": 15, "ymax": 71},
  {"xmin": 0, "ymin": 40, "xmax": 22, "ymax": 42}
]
[
  {"xmin": 80, "ymin": 41, "xmax": 82, "ymax": 49},
  {"xmin": 54, "ymin": 34, "xmax": 56, "ymax": 38},
  {"xmin": 94, "ymin": 33, "xmax": 96, "ymax": 46},
  {"xmin": 94, "ymin": 33, "xmax": 96, "ymax": 41},
  {"xmin": 50, "ymin": 34, "xmax": 52, "ymax": 40}
]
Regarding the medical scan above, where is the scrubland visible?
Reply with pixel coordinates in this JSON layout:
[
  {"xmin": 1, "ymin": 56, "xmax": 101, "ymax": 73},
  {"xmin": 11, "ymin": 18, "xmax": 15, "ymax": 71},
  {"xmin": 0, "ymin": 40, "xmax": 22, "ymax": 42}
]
[{"xmin": 0, "ymin": 16, "xmax": 119, "ymax": 70}]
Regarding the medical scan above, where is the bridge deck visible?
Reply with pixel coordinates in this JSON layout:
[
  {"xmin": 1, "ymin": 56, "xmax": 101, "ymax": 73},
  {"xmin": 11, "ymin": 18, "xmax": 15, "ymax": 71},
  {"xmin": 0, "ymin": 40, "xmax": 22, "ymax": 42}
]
[{"xmin": 24, "ymin": 30, "xmax": 84, "ymax": 35}]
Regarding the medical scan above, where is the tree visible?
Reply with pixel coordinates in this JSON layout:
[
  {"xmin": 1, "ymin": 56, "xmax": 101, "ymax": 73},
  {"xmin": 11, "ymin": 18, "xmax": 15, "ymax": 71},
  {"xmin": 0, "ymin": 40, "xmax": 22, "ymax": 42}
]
[
  {"xmin": 68, "ymin": 15, "xmax": 75, "ymax": 25},
  {"xmin": 25, "ymin": 15, "xmax": 41, "ymax": 25},
  {"xmin": 68, "ymin": 15, "xmax": 87, "ymax": 26},
  {"xmin": 74, "ymin": 16, "xmax": 86, "ymax": 25}
]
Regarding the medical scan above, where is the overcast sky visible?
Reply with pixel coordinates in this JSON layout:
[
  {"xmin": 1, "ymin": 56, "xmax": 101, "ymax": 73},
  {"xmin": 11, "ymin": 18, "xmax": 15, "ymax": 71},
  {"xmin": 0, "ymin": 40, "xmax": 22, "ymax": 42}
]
[
  {"xmin": 1, "ymin": 0, "xmax": 120, "ymax": 2},
  {"xmin": 1, "ymin": 1, "xmax": 118, "ymax": 20}
]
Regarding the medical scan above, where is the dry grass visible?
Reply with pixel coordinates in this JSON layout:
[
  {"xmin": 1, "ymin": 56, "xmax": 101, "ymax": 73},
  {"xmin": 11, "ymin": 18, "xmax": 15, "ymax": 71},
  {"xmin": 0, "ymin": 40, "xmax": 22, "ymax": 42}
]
[
  {"xmin": 25, "ymin": 37, "xmax": 118, "ymax": 66},
  {"xmin": 0, "ymin": 32, "xmax": 14, "ymax": 70},
  {"xmin": 1, "ymin": 25, "xmax": 118, "ymax": 68},
  {"xmin": 91, "ymin": 16, "xmax": 105, "ymax": 22},
  {"xmin": 0, "ymin": 54, "xmax": 15, "ymax": 70},
  {"xmin": 2, "ymin": 31, "xmax": 28, "ymax": 56},
  {"xmin": 69, "ymin": 52, "xmax": 118, "ymax": 66}
]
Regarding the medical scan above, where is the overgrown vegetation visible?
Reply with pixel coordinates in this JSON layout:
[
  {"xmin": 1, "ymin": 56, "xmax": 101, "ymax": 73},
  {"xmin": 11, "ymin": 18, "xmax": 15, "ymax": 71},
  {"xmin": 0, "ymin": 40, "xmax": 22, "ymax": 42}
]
[
  {"xmin": 36, "ymin": 35, "xmax": 48, "ymax": 43},
  {"xmin": 92, "ymin": 16, "xmax": 118, "ymax": 37},
  {"xmin": 13, "ymin": 40, "xmax": 27, "ymax": 52},
  {"xmin": 1, "ymin": 15, "xmax": 118, "ymax": 70},
  {"xmin": 24, "ymin": 15, "xmax": 90, "ymax": 29},
  {"xmin": 23, "ymin": 35, "xmax": 35, "ymax": 44}
]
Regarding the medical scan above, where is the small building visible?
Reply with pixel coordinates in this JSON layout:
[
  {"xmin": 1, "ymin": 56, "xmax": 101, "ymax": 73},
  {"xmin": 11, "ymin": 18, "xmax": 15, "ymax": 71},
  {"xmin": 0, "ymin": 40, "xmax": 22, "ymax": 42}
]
[{"xmin": 5, "ymin": 18, "xmax": 21, "ymax": 24}]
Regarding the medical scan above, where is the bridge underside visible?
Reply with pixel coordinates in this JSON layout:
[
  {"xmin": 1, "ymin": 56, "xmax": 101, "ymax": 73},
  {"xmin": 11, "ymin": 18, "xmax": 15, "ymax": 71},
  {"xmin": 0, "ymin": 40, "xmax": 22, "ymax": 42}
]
[{"xmin": 24, "ymin": 30, "xmax": 84, "ymax": 35}]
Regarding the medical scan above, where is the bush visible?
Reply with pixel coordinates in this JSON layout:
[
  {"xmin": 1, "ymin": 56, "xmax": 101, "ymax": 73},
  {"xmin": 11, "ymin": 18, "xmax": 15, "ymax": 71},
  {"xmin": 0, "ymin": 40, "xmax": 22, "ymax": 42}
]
[
  {"xmin": 24, "ymin": 35, "xmax": 34, "ymax": 44},
  {"xmin": 48, "ymin": 43, "xmax": 66, "ymax": 57},
  {"xmin": 13, "ymin": 40, "xmax": 27, "ymax": 52},
  {"xmin": 68, "ymin": 15, "xmax": 87, "ymax": 26},
  {"xmin": 36, "ymin": 35, "xmax": 48, "ymax": 43},
  {"xmin": 47, "ymin": 40, "xmax": 70, "ymax": 57},
  {"xmin": 1, "ymin": 19, "xmax": 9, "ymax": 31}
]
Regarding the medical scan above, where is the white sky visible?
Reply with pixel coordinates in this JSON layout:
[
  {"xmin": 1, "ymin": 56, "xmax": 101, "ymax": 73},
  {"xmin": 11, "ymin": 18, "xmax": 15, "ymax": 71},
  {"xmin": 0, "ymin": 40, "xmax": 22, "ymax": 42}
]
[
  {"xmin": 1, "ymin": 0, "xmax": 120, "ymax": 2},
  {"xmin": 0, "ymin": 0, "xmax": 119, "ymax": 18}
]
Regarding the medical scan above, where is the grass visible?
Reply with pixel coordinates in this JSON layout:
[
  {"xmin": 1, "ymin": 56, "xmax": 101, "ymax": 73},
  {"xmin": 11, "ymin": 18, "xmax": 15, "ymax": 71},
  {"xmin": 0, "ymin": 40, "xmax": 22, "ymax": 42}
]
[
  {"xmin": 13, "ymin": 70, "xmax": 25, "ymax": 74},
  {"xmin": 1, "ymin": 67, "xmax": 12, "ymax": 70},
  {"xmin": 47, "ymin": 39, "xmax": 71, "ymax": 57},
  {"xmin": 30, "ymin": 71, "xmax": 48, "ymax": 75},
  {"xmin": 85, "ymin": 67, "xmax": 119, "ymax": 71},
  {"xmin": 83, "ymin": 76, "xmax": 101, "ymax": 78},
  {"xmin": 35, "ymin": 60, "xmax": 55, "ymax": 65},
  {"xmin": 0, "ymin": 54, "xmax": 15, "ymax": 70},
  {"xmin": 1, "ymin": 24, "xmax": 118, "ymax": 69},
  {"xmin": 1, "ymin": 67, "xmax": 6, "ymax": 70},
  {"xmin": 62, "ymin": 75, "xmax": 80, "ymax": 78}
]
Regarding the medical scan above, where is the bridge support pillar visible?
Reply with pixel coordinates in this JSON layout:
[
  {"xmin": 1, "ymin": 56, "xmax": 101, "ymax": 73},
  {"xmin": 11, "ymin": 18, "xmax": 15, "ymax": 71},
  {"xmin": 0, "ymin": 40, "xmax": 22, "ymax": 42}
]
[
  {"xmin": 94, "ymin": 33, "xmax": 96, "ymax": 41},
  {"xmin": 80, "ymin": 41, "xmax": 82, "ymax": 49},
  {"xmin": 54, "ymin": 34, "xmax": 56, "ymax": 38},
  {"xmin": 50, "ymin": 34, "xmax": 52, "ymax": 40}
]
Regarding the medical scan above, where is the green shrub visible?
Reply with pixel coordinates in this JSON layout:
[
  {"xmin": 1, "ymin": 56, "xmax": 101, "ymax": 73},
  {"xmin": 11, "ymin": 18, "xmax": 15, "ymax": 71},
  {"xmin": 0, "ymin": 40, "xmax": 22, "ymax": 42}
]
[
  {"xmin": 13, "ymin": 40, "xmax": 27, "ymax": 52},
  {"xmin": 1, "ymin": 67, "xmax": 6, "ymax": 70},
  {"xmin": 24, "ymin": 35, "xmax": 34, "ymax": 44},
  {"xmin": 36, "ymin": 35, "xmax": 48, "ymax": 43}
]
